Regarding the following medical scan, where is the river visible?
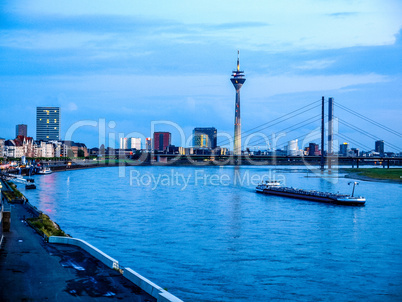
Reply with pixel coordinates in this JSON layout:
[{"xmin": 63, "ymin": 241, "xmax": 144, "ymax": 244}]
[{"xmin": 22, "ymin": 166, "xmax": 402, "ymax": 301}]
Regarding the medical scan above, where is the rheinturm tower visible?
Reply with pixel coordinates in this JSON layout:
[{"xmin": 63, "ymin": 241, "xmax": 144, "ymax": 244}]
[{"xmin": 230, "ymin": 50, "xmax": 246, "ymax": 156}]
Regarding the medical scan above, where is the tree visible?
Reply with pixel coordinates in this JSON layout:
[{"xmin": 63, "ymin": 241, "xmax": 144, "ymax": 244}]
[{"xmin": 77, "ymin": 149, "xmax": 85, "ymax": 158}]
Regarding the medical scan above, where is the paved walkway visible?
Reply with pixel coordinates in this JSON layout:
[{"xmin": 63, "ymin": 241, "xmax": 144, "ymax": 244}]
[{"xmin": 0, "ymin": 203, "xmax": 156, "ymax": 302}]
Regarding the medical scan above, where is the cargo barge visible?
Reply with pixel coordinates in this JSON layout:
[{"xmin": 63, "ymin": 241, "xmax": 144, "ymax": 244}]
[{"xmin": 256, "ymin": 181, "xmax": 366, "ymax": 206}]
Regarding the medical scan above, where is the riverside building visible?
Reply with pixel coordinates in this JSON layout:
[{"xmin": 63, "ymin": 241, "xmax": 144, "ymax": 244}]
[
  {"xmin": 153, "ymin": 132, "xmax": 171, "ymax": 152},
  {"xmin": 36, "ymin": 107, "xmax": 60, "ymax": 141},
  {"xmin": 193, "ymin": 127, "xmax": 217, "ymax": 149}
]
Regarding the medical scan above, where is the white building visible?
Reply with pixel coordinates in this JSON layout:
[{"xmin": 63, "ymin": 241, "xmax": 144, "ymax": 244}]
[
  {"xmin": 129, "ymin": 137, "xmax": 141, "ymax": 150},
  {"xmin": 120, "ymin": 137, "xmax": 127, "ymax": 149},
  {"xmin": 0, "ymin": 138, "xmax": 6, "ymax": 157},
  {"xmin": 120, "ymin": 137, "xmax": 141, "ymax": 150},
  {"xmin": 287, "ymin": 139, "xmax": 300, "ymax": 156},
  {"xmin": 34, "ymin": 141, "xmax": 55, "ymax": 158},
  {"xmin": 4, "ymin": 140, "xmax": 24, "ymax": 158}
]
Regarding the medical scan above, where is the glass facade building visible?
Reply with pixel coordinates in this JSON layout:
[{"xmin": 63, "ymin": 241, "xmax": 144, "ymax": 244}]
[
  {"xmin": 193, "ymin": 127, "xmax": 217, "ymax": 149},
  {"xmin": 36, "ymin": 107, "xmax": 60, "ymax": 141}
]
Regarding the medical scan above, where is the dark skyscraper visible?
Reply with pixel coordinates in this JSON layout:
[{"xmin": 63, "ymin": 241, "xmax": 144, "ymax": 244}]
[
  {"xmin": 36, "ymin": 107, "xmax": 60, "ymax": 141},
  {"xmin": 153, "ymin": 132, "xmax": 171, "ymax": 151},
  {"xmin": 193, "ymin": 127, "xmax": 217, "ymax": 149},
  {"xmin": 230, "ymin": 51, "xmax": 246, "ymax": 156},
  {"xmin": 308, "ymin": 143, "xmax": 319, "ymax": 156},
  {"xmin": 340, "ymin": 142, "xmax": 348, "ymax": 156},
  {"xmin": 16, "ymin": 124, "xmax": 27, "ymax": 137},
  {"xmin": 375, "ymin": 140, "xmax": 384, "ymax": 155}
]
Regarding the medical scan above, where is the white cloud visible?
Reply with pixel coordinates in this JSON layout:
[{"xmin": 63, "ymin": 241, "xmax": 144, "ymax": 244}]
[
  {"xmin": 10, "ymin": 0, "xmax": 402, "ymax": 51},
  {"xmin": 293, "ymin": 60, "xmax": 336, "ymax": 70}
]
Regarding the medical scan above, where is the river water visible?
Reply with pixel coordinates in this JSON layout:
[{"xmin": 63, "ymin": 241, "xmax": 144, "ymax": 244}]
[{"xmin": 22, "ymin": 166, "xmax": 402, "ymax": 301}]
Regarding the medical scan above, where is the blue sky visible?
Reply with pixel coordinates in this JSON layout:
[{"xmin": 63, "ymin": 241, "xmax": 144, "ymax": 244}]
[{"xmin": 0, "ymin": 0, "xmax": 401, "ymax": 152}]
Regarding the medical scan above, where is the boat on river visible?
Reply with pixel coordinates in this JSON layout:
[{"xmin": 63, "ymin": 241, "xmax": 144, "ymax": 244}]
[
  {"xmin": 256, "ymin": 181, "xmax": 366, "ymax": 206},
  {"xmin": 25, "ymin": 183, "xmax": 36, "ymax": 189},
  {"xmin": 37, "ymin": 167, "xmax": 52, "ymax": 175}
]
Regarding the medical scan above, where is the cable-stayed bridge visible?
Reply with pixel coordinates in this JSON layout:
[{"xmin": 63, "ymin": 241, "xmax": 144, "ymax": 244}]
[{"xmin": 157, "ymin": 96, "xmax": 401, "ymax": 168}]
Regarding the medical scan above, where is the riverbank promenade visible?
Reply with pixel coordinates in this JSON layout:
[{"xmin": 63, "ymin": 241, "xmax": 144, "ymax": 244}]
[{"xmin": 0, "ymin": 203, "xmax": 156, "ymax": 301}]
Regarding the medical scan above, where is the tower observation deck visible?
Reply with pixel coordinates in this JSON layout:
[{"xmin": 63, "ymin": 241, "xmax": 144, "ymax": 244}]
[{"xmin": 230, "ymin": 50, "xmax": 246, "ymax": 156}]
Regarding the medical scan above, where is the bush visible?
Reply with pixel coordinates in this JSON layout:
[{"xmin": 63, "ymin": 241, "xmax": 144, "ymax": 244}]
[{"xmin": 27, "ymin": 214, "xmax": 67, "ymax": 237}]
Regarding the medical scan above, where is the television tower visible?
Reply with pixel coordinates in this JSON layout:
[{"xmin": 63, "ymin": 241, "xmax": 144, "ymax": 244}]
[{"xmin": 230, "ymin": 50, "xmax": 246, "ymax": 156}]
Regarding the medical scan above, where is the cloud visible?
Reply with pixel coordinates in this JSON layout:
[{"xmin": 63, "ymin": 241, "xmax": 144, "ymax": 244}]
[
  {"xmin": 3, "ymin": 1, "xmax": 402, "ymax": 52},
  {"xmin": 327, "ymin": 12, "xmax": 358, "ymax": 18},
  {"xmin": 293, "ymin": 59, "xmax": 336, "ymax": 70}
]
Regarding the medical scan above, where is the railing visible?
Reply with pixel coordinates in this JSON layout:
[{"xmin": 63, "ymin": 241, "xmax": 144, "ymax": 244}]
[{"xmin": 49, "ymin": 236, "xmax": 184, "ymax": 302}]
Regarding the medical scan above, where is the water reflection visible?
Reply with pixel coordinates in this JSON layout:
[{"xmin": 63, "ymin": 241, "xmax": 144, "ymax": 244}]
[{"xmin": 38, "ymin": 173, "xmax": 56, "ymax": 214}]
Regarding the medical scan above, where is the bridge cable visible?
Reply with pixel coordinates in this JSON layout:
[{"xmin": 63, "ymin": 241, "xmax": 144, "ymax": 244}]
[
  {"xmin": 218, "ymin": 99, "xmax": 322, "ymax": 147},
  {"xmin": 337, "ymin": 117, "xmax": 401, "ymax": 151},
  {"xmin": 246, "ymin": 115, "xmax": 322, "ymax": 148},
  {"xmin": 335, "ymin": 103, "xmax": 402, "ymax": 137}
]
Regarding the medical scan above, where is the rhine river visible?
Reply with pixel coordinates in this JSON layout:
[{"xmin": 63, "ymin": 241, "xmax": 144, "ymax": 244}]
[{"xmin": 23, "ymin": 166, "xmax": 402, "ymax": 301}]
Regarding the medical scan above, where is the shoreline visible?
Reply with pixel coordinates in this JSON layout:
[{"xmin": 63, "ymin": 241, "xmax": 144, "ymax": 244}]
[
  {"xmin": 9, "ymin": 162, "xmax": 402, "ymax": 183},
  {"xmin": 339, "ymin": 168, "xmax": 402, "ymax": 183}
]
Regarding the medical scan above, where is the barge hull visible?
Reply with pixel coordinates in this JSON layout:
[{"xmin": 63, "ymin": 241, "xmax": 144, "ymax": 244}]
[{"xmin": 257, "ymin": 190, "xmax": 364, "ymax": 206}]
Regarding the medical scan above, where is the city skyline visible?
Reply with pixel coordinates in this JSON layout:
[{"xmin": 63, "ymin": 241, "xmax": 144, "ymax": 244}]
[{"xmin": 0, "ymin": 1, "xmax": 401, "ymax": 151}]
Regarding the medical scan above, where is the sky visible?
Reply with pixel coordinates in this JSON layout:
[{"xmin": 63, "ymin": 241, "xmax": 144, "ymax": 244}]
[{"xmin": 0, "ymin": 0, "xmax": 401, "ymax": 152}]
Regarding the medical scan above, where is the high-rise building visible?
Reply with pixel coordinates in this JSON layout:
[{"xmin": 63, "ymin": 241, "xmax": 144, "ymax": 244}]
[
  {"xmin": 230, "ymin": 51, "xmax": 246, "ymax": 156},
  {"xmin": 375, "ymin": 140, "xmax": 384, "ymax": 155},
  {"xmin": 128, "ymin": 137, "xmax": 141, "ymax": 150},
  {"xmin": 308, "ymin": 143, "xmax": 319, "ymax": 156},
  {"xmin": 193, "ymin": 127, "xmax": 217, "ymax": 149},
  {"xmin": 339, "ymin": 142, "xmax": 348, "ymax": 156},
  {"xmin": 145, "ymin": 137, "xmax": 152, "ymax": 151},
  {"xmin": 36, "ymin": 107, "xmax": 60, "ymax": 141},
  {"xmin": 120, "ymin": 137, "xmax": 141, "ymax": 149},
  {"xmin": 16, "ymin": 124, "xmax": 27, "ymax": 137},
  {"xmin": 153, "ymin": 132, "xmax": 171, "ymax": 151},
  {"xmin": 287, "ymin": 139, "xmax": 299, "ymax": 156},
  {"xmin": 120, "ymin": 137, "xmax": 128, "ymax": 149}
]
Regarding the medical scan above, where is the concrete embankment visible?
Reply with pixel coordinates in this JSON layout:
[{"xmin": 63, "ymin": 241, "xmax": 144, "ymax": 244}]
[
  {"xmin": 0, "ymin": 203, "xmax": 157, "ymax": 301},
  {"xmin": 50, "ymin": 236, "xmax": 184, "ymax": 302},
  {"xmin": 0, "ymin": 183, "xmax": 184, "ymax": 301}
]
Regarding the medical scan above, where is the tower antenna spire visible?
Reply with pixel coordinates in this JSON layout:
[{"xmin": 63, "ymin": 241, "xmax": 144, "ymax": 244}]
[{"xmin": 237, "ymin": 50, "xmax": 240, "ymax": 71}]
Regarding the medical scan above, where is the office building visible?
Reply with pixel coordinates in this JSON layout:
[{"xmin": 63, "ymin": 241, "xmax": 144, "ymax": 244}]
[
  {"xmin": 287, "ymin": 139, "xmax": 299, "ymax": 156},
  {"xmin": 339, "ymin": 142, "xmax": 348, "ymax": 156},
  {"xmin": 36, "ymin": 107, "xmax": 60, "ymax": 141},
  {"xmin": 193, "ymin": 127, "xmax": 217, "ymax": 149},
  {"xmin": 120, "ymin": 137, "xmax": 141, "ymax": 150},
  {"xmin": 153, "ymin": 132, "xmax": 171, "ymax": 151},
  {"xmin": 16, "ymin": 124, "xmax": 27, "ymax": 137},
  {"xmin": 230, "ymin": 51, "xmax": 246, "ymax": 155},
  {"xmin": 375, "ymin": 140, "xmax": 384, "ymax": 155},
  {"xmin": 129, "ymin": 137, "xmax": 141, "ymax": 150},
  {"xmin": 145, "ymin": 137, "xmax": 152, "ymax": 150},
  {"xmin": 308, "ymin": 143, "xmax": 319, "ymax": 156}
]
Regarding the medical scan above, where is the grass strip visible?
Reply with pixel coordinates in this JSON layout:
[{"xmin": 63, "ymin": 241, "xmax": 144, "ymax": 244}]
[{"xmin": 344, "ymin": 168, "xmax": 402, "ymax": 181}]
